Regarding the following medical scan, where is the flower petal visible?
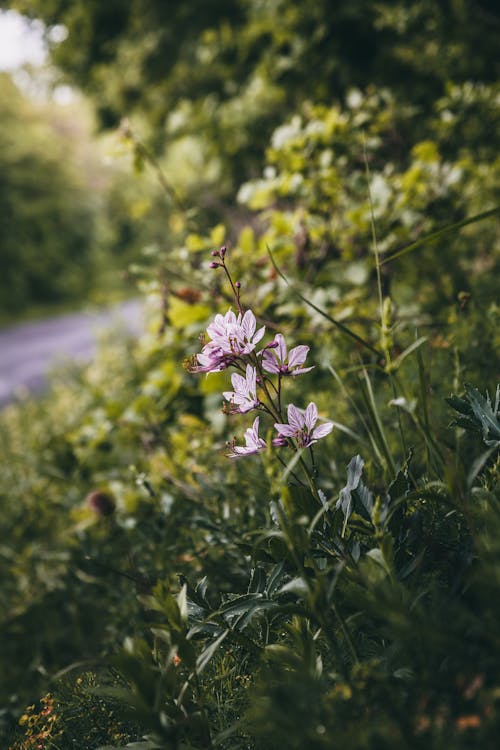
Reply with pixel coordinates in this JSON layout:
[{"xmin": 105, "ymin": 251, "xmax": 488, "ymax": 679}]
[
  {"xmin": 231, "ymin": 372, "xmax": 246, "ymax": 392},
  {"xmin": 241, "ymin": 309, "xmax": 256, "ymax": 338},
  {"xmin": 228, "ymin": 445, "xmax": 257, "ymax": 458},
  {"xmin": 311, "ymin": 421, "xmax": 334, "ymax": 440},
  {"xmin": 288, "ymin": 344, "xmax": 309, "ymax": 368},
  {"xmin": 274, "ymin": 423, "xmax": 296, "ymax": 437},
  {"xmin": 253, "ymin": 325, "xmax": 266, "ymax": 346},
  {"xmin": 287, "ymin": 403, "xmax": 304, "ymax": 430},
  {"xmin": 239, "ymin": 400, "xmax": 258, "ymax": 413},
  {"xmin": 275, "ymin": 334, "xmax": 287, "ymax": 363},
  {"xmin": 262, "ymin": 352, "xmax": 280, "ymax": 373},
  {"xmin": 290, "ymin": 366, "xmax": 314, "ymax": 376},
  {"xmin": 304, "ymin": 402, "xmax": 318, "ymax": 431},
  {"xmin": 245, "ymin": 364, "xmax": 257, "ymax": 388}
]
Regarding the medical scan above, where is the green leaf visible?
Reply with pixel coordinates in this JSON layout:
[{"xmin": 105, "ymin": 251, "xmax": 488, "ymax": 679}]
[
  {"xmin": 248, "ymin": 566, "xmax": 267, "ymax": 594},
  {"xmin": 168, "ymin": 297, "xmax": 210, "ymax": 327},
  {"xmin": 336, "ymin": 455, "xmax": 374, "ymax": 534},
  {"xmin": 210, "ymin": 223, "xmax": 226, "ymax": 246},
  {"xmin": 389, "ymin": 336, "xmax": 428, "ymax": 371},
  {"xmin": 177, "ymin": 583, "xmax": 188, "ymax": 623},
  {"xmin": 266, "ymin": 561, "xmax": 287, "ymax": 595},
  {"xmin": 387, "ymin": 453, "xmax": 412, "ymax": 504},
  {"xmin": 448, "ymin": 384, "xmax": 500, "ymax": 446},
  {"xmin": 196, "ymin": 629, "xmax": 229, "ymax": 674},
  {"xmin": 217, "ymin": 593, "xmax": 278, "ymax": 619}
]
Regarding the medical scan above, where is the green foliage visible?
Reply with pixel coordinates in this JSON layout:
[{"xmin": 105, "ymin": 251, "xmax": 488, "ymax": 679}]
[
  {"xmin": 1, "ymin": 2, "xmax": 500, "ymax": 747},
  {"xmin": 7, "ymin": 675, "xmax": 140, "ymax": 749},
  {"xmin": 3, "ymin": 203, "xmax": 500, "ymax": 747},
  {"xmin": 10, "ymin": 0, "xmax": 500, "ymax": 197},
  {"xmin": 0, "ymin": 74, "xmax": 177, "ymax": 320},
  {"xmin": 0, "ymin": 74, "xmax": 98, "ymax": 314}
]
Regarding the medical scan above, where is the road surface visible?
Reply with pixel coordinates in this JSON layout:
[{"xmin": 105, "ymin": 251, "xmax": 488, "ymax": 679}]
[{"xmin": 0, "ymin": 299, "xmax": 144, "ymax": 407}]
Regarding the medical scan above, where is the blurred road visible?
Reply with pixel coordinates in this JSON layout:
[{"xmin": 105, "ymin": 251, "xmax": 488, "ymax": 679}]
[{"xmin": 0, "ymin": 299, "xmax": 144, "ymax": 406}]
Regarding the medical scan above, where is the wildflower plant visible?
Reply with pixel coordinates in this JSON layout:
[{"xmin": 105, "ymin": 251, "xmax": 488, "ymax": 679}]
[{"xmin": 187, "ymin": 246, "xmax": 333, "ymax": 482}]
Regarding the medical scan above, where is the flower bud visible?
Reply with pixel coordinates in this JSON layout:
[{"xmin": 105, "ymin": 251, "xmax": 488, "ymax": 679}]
[
  {"xmin": 209, "ymin": 261, "xmax": 221, "ymax": 269},
  {"xmin": 235, "ymin": 281, "xmax": 241, "ymax": 289},
  {"xmin": 220, "ymin": 245, "xmax": 227, "ymax": 258},
  {"xmin": 210, "ymin": 249, "xmax": 220, "ymax": 257},
  {"xmin": 272, "ymin": 436, "xmax": 289, "ymax": 447}
]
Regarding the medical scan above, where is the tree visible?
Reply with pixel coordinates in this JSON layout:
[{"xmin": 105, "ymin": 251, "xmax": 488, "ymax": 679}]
[
  {"xmin": 9, "ymin": 0, "xmax": 500, "ymax": 196},
  {"xmin": 0, "ymin": 74, "xmax": 98, "ymax": 314}
]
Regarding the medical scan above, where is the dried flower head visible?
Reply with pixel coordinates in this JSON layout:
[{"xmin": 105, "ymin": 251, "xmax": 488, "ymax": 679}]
[{"xmin": 86, "ymin": 490, "xmax": 116, "ymax": 517}]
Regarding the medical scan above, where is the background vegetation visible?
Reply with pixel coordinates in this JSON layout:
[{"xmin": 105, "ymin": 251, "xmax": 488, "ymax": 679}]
[
  {"xmin": 0, "ymin": 67, "xmax": 170, "ymax": 321},
  {"xmin": 0, "ymin": 0, "xmax": 499, "ymax": 748}
]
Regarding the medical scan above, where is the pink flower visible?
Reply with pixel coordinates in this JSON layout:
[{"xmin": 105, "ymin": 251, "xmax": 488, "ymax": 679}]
[
  {"xmin": 191, "ymin": 309, "xmax": 265, "ymax": 374},
  {"xmin": 262, "ymin": 334, "xmax": 313, "ymax": 376},
  {"xmin": 227, "ymin": 416, "xmax": 267, "ymax": 458},
  {"xmin": 223, "ymin": 364, "xmax": 260, "ymax": 413},
  {"xmin": 274, "ymin": 402, "xmax": 333, "ymax": 448},
  {"xmin": 208, "ymin": 309, "xmax": 265, "ymax": 356},
  {"xmin": 193, "ymin": 341, "xmax": 235, "ymax": 373}
]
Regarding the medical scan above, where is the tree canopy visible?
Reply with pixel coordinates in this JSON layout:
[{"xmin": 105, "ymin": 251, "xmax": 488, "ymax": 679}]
[{"xmin": 10, "ymin": 0, "xmax": 500, "ymax": 191}]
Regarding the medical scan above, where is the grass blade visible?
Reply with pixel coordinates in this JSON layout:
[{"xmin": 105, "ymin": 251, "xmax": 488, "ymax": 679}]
[
  {"xmin": 381, "ymin": 207, "xmax": 500, "ymax": 265},
  {"xmin": 267, "ymin": 245, "xmax": 381, "ymax": 357}
]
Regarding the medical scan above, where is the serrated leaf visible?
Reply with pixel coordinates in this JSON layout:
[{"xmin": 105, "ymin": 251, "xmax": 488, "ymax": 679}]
[
  {"xmin": 448, "ymin": 384, "xmax": 500, "ymax": 446},
  {"xmin": 446, "ymin": 394, "xmax": 473, "ymax": 416},
  {"xmin": 466, "ymin": 384, "xmax": 500, "ymax": 444}
]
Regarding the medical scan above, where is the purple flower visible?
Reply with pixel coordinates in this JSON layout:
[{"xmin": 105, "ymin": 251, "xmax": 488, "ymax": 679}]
[
  {"xmin": 262, "ymin": 334, "xmax": 313, "ymax": 376},
  {"xmin": 191, "ymin": 309, "xmax": 265, "ymax": 374},
  {"xmin": 274, "ymin": 402, "xmax": 333, "ymax": 448},
  {"xmin": 208, "ymin": 309, "xmax": 265, "ymax": 356},
  {"xmin": 223, "ymin": 364, "xmax": 260, "ymax": 413},
  {"xmin": 192, "ymin": 341, "xmax": 235, "ymax": 373},
  {"xmin": 227, "ymin": 416, "xmax": 267, "ymax": 458}
]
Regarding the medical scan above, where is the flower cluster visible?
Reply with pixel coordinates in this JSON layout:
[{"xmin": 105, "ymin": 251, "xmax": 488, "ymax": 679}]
[
  {"xmin": 187, "ymin": 248, "xmax": 333, "ymax": 460},
  {"xmin": 193, "ymin": 309, "xmax": 265, "ymax": 373}
]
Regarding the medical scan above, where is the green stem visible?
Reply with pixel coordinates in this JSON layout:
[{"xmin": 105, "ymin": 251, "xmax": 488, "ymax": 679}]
[{"xmin": 363, "ymin": 137, "xmax": 384, "ymax": 327}]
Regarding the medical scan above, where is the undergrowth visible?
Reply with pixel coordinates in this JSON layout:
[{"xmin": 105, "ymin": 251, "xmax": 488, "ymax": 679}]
[{"xmin": 2, "ymin": 86, "xmax": 499, "ymax": 749}]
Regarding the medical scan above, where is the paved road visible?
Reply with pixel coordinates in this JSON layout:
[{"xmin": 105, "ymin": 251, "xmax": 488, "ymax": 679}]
[{"xmin": 0, "ymin": 299, "xmax": 144, "ymax": 406}]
